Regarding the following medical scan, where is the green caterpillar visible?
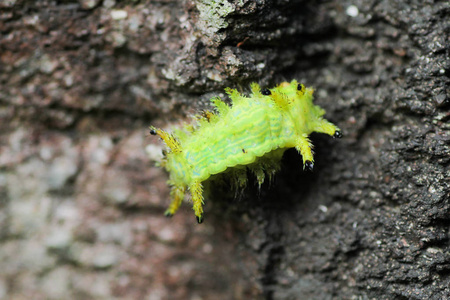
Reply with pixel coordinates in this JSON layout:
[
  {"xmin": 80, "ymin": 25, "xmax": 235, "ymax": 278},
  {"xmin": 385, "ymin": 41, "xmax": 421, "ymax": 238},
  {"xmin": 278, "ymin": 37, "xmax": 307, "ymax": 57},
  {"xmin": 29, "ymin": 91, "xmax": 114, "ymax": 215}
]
[{"xmin": 150, "ymin": 80, "xmax": 341, "ymax": 223}]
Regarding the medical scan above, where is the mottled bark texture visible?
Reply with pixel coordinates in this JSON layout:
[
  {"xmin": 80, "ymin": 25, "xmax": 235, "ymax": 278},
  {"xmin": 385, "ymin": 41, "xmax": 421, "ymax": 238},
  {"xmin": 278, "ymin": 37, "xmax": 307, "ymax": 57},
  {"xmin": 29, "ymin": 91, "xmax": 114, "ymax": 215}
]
[{"xmin": 0, "ymin": 0, "xmax": 449, "ymax": 299}]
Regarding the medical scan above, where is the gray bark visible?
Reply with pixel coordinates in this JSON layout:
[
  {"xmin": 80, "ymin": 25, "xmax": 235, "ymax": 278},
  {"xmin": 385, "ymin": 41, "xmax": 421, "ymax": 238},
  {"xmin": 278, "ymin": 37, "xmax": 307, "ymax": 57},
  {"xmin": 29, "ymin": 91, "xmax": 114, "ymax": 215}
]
[{"xmin": 0, "ymin": 0, "xmax": 449, "ymax": 299}]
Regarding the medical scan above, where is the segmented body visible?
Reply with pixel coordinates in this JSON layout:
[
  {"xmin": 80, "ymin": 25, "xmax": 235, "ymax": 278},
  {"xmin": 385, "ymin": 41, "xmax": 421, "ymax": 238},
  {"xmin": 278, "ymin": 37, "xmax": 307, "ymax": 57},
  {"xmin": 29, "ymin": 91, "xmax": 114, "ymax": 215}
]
[{"xmin": 150, "ymin": 80, "xmax": 341, "ymax": 223}]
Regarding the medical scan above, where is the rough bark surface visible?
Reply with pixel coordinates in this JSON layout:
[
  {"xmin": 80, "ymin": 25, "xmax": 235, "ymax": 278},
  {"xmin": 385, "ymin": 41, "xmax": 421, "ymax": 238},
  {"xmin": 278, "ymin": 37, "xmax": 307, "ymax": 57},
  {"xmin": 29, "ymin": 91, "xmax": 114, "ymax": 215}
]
[{"xmin": 0, "ymin": 0, "xmax": 449, "ymax": 299}]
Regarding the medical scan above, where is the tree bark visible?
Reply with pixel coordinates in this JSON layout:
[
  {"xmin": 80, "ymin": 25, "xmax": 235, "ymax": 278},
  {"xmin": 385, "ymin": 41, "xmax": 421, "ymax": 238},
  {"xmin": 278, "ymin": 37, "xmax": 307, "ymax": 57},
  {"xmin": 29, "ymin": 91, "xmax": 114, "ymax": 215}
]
[{"xmin": 0, "ymin": 0, "xmax": 449, "ymax": 299}]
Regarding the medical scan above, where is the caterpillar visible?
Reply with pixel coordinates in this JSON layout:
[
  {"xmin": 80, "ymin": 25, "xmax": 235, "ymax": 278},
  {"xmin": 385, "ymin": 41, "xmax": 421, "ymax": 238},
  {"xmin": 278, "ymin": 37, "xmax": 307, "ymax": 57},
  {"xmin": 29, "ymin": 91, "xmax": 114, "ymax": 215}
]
[{"xmin": 150, "ymin": 80, "xmax": 341, "ymax": 223}]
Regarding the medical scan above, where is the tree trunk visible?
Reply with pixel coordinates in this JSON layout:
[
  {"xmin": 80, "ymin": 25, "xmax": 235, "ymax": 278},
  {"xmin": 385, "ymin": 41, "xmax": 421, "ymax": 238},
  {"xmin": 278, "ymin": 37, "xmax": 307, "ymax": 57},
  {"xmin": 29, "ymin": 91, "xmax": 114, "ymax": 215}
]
[{"xmin": 0, "ymin": 0, "xmax": 448, "ymax": 299}]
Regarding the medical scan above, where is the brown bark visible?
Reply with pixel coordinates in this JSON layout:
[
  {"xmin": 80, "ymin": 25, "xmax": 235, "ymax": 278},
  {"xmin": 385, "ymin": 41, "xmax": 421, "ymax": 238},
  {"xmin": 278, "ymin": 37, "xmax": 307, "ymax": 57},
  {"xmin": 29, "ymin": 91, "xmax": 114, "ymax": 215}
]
[{"xmin": 0, "ymin": 0, "xmax": 449, "ymax": 299}]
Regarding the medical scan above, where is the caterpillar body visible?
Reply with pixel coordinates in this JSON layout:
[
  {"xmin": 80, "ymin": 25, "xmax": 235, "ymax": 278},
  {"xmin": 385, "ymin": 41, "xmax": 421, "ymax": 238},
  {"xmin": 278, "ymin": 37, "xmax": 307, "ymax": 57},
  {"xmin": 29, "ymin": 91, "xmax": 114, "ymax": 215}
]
[{"xmin": 150, "ymin": 80, "xmax": 341, "ymax": 223}]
